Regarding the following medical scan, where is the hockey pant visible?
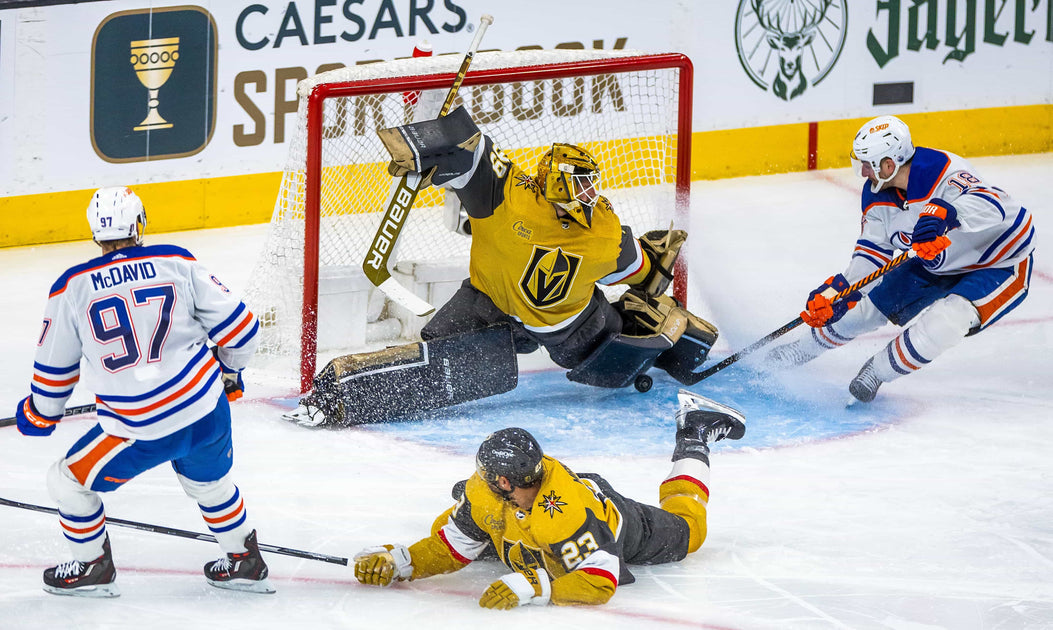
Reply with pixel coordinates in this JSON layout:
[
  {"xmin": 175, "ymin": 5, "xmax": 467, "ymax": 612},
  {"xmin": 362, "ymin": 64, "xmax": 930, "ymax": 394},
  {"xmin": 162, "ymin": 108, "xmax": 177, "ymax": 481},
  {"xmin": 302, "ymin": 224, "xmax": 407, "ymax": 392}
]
[{"xmin": 46, "ymin": 396, "xmax": 253, "ymax": 561}]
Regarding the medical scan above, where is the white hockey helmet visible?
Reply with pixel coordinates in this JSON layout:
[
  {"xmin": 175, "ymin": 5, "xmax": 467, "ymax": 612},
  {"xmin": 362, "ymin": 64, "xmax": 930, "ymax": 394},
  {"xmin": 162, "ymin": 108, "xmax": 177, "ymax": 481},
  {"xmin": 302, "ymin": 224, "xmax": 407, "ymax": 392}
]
[
  {"xmin": 850, "ymin": 115, "xmax": 915, "ymax": 193},
  {"xmin": 87, "ymin": 186, "xmax": 147, "ymax": 244}
]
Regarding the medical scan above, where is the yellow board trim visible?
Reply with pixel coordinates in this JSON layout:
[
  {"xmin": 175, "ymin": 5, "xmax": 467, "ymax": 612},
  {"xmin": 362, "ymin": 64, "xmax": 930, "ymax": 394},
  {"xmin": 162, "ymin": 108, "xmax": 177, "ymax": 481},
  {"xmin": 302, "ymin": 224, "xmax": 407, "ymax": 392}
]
[{"xmin": 3, "ymin": 104, "xmax": 1050, "ymax": 248}]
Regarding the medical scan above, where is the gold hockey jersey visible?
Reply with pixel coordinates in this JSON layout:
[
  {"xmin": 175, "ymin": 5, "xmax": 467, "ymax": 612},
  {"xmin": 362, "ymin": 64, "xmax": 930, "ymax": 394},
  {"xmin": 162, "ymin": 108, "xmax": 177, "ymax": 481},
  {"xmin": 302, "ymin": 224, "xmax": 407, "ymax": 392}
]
[
  {"xmin": 452, "ymin": 138, "xmax": 646, "ymax": 329},
  {"xmin": 407, "ymin": 455, "xmax": 626, "ymax": 606}
]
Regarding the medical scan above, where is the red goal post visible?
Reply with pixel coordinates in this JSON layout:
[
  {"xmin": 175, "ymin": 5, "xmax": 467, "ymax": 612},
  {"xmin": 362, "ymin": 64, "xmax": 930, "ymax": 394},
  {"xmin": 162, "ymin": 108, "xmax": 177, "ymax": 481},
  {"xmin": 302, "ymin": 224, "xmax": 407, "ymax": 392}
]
[{"xmin": 246, "ymin": 50, "xmax": 694, "ymax": 392}]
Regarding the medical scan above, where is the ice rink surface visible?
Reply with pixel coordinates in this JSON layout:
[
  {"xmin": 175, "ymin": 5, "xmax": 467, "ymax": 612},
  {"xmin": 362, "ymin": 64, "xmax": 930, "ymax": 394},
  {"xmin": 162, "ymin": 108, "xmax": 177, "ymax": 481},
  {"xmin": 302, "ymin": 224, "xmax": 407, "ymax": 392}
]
[{"xmin": 2, "ymin": 154, "xmax": 1051, "ymax": 629}]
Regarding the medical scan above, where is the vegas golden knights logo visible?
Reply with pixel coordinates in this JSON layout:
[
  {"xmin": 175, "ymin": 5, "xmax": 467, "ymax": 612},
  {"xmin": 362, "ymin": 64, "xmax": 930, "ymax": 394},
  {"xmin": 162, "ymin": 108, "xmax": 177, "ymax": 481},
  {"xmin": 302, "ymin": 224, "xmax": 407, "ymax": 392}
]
[{"xmin": 519, "ymin": 246, "xmax": 582, "ymax": 308}]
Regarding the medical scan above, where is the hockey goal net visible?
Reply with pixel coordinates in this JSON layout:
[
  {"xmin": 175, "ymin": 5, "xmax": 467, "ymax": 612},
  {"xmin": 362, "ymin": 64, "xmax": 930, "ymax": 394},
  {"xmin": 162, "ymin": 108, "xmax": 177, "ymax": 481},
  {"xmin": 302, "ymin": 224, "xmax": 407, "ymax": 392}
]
[{"xmin": 245, "ymin": 49, "xmax": 693, "ymax": 391}]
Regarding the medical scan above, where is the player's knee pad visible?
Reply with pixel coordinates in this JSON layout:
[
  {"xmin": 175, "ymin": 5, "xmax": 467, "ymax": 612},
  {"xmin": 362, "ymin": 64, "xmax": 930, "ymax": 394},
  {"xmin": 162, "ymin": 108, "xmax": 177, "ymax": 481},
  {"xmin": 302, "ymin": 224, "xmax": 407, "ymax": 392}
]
[
  {"xmin": 912, "ymin": 294, "xmax": 979, "ymax": 352},
  {"xmin": 46, "ymin": 460, "xmax": 101, "ymax": 515},
  {"xmin": 177, "ymin": 471, "xmax": 235, "ymax": 506}
]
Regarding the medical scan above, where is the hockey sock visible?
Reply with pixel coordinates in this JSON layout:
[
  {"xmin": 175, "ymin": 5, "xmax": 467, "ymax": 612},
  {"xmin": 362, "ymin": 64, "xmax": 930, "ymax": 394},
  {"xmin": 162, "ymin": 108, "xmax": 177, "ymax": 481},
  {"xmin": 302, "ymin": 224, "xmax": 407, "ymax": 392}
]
[
  {"xmin": 178, "ymin": 473, "xmax": 253, "ymax": 554},
  {"xmin": 871, "ymin": 295, "xmax": 979, "ymax": 382},
  {"xmin": 46, "ymin": 461, "xmax": 108, "ymax": 562}
]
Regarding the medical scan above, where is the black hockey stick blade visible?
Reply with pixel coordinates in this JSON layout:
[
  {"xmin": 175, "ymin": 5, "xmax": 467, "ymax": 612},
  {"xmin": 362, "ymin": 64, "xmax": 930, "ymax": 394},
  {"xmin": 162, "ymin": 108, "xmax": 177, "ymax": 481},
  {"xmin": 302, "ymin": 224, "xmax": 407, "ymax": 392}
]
[
  {"xmin": 0, "ymin": 402, "xmax": 97, "ymax": 428},
  {"xmin": 0, "ymin": 496, "xmax": 348, "ymax": 566}
]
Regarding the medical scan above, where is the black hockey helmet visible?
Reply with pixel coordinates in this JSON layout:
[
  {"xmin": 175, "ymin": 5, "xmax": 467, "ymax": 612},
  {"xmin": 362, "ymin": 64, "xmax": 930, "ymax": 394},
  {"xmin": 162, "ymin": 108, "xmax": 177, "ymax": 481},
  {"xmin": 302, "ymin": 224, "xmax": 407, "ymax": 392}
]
[{"xmin": 476, "ymin": 428, "xmax": 545, "ymax": 491}]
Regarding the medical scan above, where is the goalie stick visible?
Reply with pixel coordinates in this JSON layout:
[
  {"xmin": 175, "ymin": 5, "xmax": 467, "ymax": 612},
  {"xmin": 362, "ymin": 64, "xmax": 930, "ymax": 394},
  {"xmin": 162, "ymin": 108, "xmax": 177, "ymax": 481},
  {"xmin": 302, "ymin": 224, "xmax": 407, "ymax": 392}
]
[
  {"xmin": 0, "ymin": 496, "xmax": 348, "ymax": 566},
  {"xmin": 690, "ymin": 250, "xmax": 916, "ymax": 383},
  {"xmin": 361, "ymin": 14, "xmax": 494, "ymax": 317},
  {"xmin": 0, "ymin": 402, "xmax": 96, "ymax": 428}
]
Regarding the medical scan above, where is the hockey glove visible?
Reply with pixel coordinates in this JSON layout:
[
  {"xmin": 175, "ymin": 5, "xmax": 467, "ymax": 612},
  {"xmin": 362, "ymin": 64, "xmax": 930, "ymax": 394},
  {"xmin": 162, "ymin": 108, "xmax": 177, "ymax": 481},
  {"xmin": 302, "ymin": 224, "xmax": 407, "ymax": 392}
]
[
  {"xmin": 479, "ymin": 568, "xmax": 551, "ymax": 610},
  {"xmin": 911, "ymin": 199, "xmax": 958, "ymax": 260},
  {"xmin": 353, "ymin": 544, "xmax": 413, "ymax": 587},
  {"xmin": 211, "ymin": 347, "xmax": 245, "ymax": 402},
  {"xmin": 15, "ymin": 395, "xmax": 59, "ymax": 437},
  {"xmin": 801, "ymin": 274, "xmax": 860, "ymax": 328}
]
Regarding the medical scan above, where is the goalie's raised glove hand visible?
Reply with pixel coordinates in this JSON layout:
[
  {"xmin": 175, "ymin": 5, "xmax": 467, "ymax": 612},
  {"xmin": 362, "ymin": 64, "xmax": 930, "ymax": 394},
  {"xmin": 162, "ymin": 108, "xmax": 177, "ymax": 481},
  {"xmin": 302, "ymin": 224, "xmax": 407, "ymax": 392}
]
[
  {"xmin": 912, "ymin": 199, "xmax": 958, "ymax": 260},
  {"xmin": 211, "ymin": 346, "xmax": 245, "ymax": 402},
  {"xmin": 15, "ymin": 395, "xmax": 59, "ymax": 437},
  {"xmin": 478, "ymin": 568, "xmax": 551, "ymax": 610},
  {"xmin": 800, "ymin": 274, "xmax": 860, "ymax": 328},
  {"xmin": 353, "ymin": 544, "xmax": 413, "ymax": 587}
]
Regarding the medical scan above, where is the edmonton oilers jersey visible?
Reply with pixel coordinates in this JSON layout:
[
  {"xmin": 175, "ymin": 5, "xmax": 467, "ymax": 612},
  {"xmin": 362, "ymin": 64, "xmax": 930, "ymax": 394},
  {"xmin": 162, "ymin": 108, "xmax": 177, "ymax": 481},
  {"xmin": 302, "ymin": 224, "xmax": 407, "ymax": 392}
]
[{"xmin": 30, "ymin": 244, "xmax": 258, "ymax": 440}]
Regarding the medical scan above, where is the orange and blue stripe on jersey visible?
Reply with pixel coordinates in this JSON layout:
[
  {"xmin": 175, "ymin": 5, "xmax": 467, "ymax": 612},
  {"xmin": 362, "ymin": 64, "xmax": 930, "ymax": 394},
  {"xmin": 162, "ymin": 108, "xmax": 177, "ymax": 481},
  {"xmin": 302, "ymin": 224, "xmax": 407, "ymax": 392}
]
[
  {"xmin": 94, "ymin": 344, "xmax": 220, "ymax": 428},
  {"xmin": 209, "ymin": 302, "xmax": 258, "ymax": 349},
  {"xmin": 853, "ymin": 239, "xmax": 894, "ymax": 269},
  {"xmin": 31, "ymin": 361, "xmax": 80, "ymax": 401},
  {"xmin": 48, "ymin": 244, "xmax": 196, "ymax": 298},
  {"xmin": 963, "ymin": 208, "xmax": 1035, "ymax": 271}
]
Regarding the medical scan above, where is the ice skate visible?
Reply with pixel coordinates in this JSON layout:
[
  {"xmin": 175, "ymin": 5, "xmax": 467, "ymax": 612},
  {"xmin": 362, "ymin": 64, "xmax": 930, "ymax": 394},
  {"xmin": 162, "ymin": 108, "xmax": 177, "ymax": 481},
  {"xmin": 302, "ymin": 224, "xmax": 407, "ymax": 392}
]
[
  {"xmin": 673, "ymin": 389, "xmax": 746, "ymax": 462},
  {"xmin": 766, "ymin": 338, "xmax": 823, "ymax": 368},
  {"xmin": 848, "ymin": 359, "xmax": 883, "ymax": 404},
  {"xmin": 204, "ymin": 530, "xmax": 275, "ymax": 594},
  {"xmin": 282, "ymin": 395, "xmax": 329, "ymax": 427},
  {"xmin": 42, "ymin": 534, "xmax": 119, "ymax": 598}
]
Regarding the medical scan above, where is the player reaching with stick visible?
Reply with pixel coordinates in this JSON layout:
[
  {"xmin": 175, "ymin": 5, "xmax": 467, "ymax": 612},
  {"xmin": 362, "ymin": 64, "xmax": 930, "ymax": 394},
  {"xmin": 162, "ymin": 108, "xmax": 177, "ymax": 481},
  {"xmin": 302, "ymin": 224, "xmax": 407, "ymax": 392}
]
[
  {"xmin": 766, "ymin": 115, "xmax": 1036, "ymax": 402},
  {"xmin": 352, "ymin": 390, "xmax": 744, "ymax": 608},
  {"xmin": 13, "ymin": 187, "xmax": 272, "ymax": 596}
]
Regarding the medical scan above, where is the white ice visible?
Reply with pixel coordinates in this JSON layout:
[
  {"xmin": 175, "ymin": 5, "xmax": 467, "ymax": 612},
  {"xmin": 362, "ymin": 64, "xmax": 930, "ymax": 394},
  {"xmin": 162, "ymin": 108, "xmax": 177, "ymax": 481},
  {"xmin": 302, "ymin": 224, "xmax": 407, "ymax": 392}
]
[{"xmin": 1, "ymin": 154, "xmax": 1051, "ymax": 630}]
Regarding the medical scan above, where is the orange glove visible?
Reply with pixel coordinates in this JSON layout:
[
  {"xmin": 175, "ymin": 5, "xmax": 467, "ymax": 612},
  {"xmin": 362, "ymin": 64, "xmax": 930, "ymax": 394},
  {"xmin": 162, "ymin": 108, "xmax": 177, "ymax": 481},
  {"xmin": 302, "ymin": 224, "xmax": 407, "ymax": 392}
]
[
  {"xmin": 800, "ymin": 275, "xmax": 860, "ymax": 328},
  {"xmin": 912, "ymin": 234, "xmax": 951, "ymax": 260}
]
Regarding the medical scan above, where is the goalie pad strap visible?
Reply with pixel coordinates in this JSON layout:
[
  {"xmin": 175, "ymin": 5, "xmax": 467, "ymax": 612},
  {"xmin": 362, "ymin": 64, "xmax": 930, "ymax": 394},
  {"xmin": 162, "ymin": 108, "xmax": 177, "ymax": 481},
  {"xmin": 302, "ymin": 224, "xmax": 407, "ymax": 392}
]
[
  {"xmin": 377, "ymin": 106, "xmax": 482, "ymax": 187},
  {"xmin": 637, "ymin": 230, "xmax": 687, "ymax": 297},
  {"xmin": 310, "ymin": 324, "xmax": 517, "ymax": 425}
]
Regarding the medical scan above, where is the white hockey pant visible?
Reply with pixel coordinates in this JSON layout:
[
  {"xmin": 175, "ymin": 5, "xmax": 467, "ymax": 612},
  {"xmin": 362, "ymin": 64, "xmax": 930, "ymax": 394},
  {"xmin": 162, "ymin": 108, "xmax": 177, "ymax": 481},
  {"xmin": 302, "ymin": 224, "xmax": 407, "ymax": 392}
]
[
  {"xmin": 47, "ymin": 460, "xmax": 108, "ymax": 562},
  {"xmin": 178, "ymin": 472, "xmax": 253, "ymax": 554},
  {"xmin": 870, "ymin": 294, "xmax": 980, "ymax": 383}
]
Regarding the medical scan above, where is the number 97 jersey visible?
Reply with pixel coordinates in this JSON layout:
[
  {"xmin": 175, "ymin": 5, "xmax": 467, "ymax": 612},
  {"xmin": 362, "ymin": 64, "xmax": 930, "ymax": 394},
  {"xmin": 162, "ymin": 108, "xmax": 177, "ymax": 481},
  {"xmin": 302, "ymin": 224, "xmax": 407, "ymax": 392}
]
[{"xmin": 31, "ymin": 244, "xmax": 259, "ymax": 440}]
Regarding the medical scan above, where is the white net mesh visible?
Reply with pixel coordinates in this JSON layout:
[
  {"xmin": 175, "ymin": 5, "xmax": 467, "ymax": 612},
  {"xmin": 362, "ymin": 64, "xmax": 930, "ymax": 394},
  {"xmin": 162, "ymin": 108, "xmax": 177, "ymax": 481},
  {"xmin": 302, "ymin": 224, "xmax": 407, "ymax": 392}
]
[{"xmin": 244, "ymin": 49, "xmax": 688, "ymax": 380}]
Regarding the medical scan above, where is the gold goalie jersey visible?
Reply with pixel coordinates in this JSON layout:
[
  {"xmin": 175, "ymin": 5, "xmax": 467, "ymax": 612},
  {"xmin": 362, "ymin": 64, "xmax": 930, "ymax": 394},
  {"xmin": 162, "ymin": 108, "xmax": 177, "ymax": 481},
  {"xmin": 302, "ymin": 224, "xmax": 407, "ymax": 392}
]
[
  {"xmin": 406, "ymin": 455, "xmax": 626, "ymax": 606},
  {"xmin": 449, "ymin": 136, "xmax": 645, "ymax": 330}
]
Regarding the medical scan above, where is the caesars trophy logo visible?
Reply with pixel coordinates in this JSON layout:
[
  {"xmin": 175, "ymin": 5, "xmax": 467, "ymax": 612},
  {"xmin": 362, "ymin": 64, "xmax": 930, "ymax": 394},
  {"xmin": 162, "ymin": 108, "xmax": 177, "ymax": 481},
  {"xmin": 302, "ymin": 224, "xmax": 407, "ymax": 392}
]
[
  {"xmin": 91, "ymin": 7, "xmax": 216, "ymax": 162},
  {"xmin": 130, "ymin": 38, "xmax": 179, "ymax": 131},
  {"xmin": 735, "ymin": 0, "xmax": 847, "ymax": 101}
]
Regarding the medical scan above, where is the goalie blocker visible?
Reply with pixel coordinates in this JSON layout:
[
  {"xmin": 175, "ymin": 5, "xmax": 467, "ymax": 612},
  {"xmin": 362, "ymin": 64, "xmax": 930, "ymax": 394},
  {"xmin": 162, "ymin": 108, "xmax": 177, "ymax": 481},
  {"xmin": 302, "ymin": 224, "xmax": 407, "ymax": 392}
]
[
  {"xmin": 286, "ymin": 325, "xmax": 517, "ymax": 427},
  {"xmin": 568, "ymin": 291, "xmax": 719, "ymax": 389}
]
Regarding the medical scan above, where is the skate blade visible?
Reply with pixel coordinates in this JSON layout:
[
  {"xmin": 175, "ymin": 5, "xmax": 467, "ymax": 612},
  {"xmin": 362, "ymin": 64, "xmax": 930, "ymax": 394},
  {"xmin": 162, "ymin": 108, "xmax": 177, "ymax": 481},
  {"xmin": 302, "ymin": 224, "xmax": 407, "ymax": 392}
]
[
  {"xmin": 43, "ymin": 582, "xmax": 120, "ymax": 598},
  {"xmin": 206, "ymin": 577, "xmax": 276, "ymax": 594},
  {"xmin": 676, "ymin": 389, "xmax": 745, "ymax": 422}
]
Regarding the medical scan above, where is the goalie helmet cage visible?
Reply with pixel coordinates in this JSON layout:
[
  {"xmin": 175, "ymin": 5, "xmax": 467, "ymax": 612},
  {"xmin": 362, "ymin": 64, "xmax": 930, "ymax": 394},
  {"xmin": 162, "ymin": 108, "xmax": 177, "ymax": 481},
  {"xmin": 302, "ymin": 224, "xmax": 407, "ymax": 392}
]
[{"xmin": 245, "ymin": 50, "xmax": 693, "ymax": 392}]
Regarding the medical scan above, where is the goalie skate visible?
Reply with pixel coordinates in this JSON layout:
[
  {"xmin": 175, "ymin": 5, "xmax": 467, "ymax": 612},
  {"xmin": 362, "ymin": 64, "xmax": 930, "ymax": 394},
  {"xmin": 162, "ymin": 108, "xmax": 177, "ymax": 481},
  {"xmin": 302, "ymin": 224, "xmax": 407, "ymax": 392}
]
[{"xmin": 281, "ymin": 396, "xmax": 330, "ymax": 428}]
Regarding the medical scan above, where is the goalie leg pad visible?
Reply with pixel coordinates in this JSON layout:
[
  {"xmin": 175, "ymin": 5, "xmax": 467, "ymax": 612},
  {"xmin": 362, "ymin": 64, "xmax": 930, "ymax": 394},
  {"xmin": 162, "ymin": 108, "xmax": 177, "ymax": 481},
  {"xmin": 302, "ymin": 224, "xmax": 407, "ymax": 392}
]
[
  {"xmin": 654, "ymin": 311, "xmax": 719, "ymax": 385},
  {"xmin": 308, "ymin": 324, "xmax": 518, "ymax": 425},
  {"xmin": 567, "ymin": 291, "xmax": 689, "ymax": 388},
  {"xmin": 377, "ymin": 106, "xmax": 481, "ymax": 187}
]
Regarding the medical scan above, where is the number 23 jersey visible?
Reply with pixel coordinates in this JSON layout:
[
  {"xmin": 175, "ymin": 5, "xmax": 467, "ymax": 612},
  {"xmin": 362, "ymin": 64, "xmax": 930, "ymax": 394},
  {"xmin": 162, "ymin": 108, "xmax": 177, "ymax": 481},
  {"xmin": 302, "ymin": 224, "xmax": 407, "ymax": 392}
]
[
  {"xmin": 408, "ymin": 455, "xmax": 626, "ymax": 606},
  {"xmin": 31, "ymin": 244, "xmax": 259, "ymax": 440}
]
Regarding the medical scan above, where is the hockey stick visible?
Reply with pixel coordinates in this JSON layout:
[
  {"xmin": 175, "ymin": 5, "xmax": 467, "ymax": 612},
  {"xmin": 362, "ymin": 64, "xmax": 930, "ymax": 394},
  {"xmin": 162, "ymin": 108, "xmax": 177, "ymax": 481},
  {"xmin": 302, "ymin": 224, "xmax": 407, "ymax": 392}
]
[
  {"xmin": 362, "ymin": 14, "xmax": 494, "ymax": 317},
  {"xmin": 688, "ymin": 250, "xmax": 916, "ymax": 383},
  {"xmin": 0, "ymin": 496, "xmax": 348, "ymax": 566},
  {"xmin": 0, "ymin": 402, "xmax": 97, "ymax": 428}
]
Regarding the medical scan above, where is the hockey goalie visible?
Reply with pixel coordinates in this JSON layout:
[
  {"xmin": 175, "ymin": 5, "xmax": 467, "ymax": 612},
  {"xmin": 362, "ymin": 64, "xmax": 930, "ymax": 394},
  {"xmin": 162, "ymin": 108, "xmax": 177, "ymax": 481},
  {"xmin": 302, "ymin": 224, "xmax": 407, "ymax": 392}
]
[{"xmin": 285, "ymin": 106, "xmax": 718, "ymax": 427}]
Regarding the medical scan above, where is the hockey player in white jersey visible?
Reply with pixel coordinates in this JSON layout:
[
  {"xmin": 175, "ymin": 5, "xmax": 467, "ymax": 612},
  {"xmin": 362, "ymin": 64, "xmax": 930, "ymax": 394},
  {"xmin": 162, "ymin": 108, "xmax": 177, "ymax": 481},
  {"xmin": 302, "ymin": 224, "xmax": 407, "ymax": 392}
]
[
  {"xmin": 767, "ymin": 115, "xmax": 1035, "ymax": 402},
  {"xmin": 13, "ymin": 187, "xmax": 273, "ymax": 597}
]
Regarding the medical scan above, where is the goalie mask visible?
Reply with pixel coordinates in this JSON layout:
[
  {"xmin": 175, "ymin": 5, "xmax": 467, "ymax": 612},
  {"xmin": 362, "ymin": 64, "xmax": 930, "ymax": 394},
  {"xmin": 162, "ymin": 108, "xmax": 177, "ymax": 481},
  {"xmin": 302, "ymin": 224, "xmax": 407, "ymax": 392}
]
[
  {"xmin": 536, "ymin": 143, "xmax": 601, "ymax": 228},
  {"xmin": 850, "ymin": 115, "xmax": 915, "ymax": 193},
  {"xmin": 87, "ymin": 186, "xmax": 147, "ymax": 245},
  {"xmin": 476, "ymin": 427, "xmax": 544, "ymax": 498}
]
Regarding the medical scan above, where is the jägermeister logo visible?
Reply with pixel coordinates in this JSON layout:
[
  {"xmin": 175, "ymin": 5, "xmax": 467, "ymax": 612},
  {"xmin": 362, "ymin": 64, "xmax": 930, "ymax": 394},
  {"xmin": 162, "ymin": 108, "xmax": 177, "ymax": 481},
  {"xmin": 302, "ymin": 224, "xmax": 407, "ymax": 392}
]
[{"xmin": 735, "ymin": 0, "xmax": 848, "ymax": 101}]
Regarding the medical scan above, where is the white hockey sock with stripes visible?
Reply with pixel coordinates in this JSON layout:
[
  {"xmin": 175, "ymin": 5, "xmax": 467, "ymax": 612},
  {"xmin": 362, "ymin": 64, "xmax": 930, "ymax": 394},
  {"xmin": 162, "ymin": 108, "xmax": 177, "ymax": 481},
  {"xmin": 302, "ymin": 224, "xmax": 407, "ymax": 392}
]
[
  {"xmin": 178, "ymin": 473, "xmax": 253, "ymax": 554},
  {"xmin": 46, "ymin": 460, "xmax": 108, "ymax": 562},
  {"xmin": 871, "ymin": 295, "xmax": 980, "ymax": 383}
]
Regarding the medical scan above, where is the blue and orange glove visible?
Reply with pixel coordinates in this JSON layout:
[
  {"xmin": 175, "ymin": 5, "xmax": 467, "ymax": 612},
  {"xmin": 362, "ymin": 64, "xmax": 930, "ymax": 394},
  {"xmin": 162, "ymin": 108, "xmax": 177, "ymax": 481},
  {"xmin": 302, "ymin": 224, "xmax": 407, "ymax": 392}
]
[
  {"xmin": 15, "ymin": 395, "xmax": 59, "ymax": 437},
  {"xmin": 801, "ymin": 274, "xmax": 861, "ymax": 328},
  {"xmin": 211, "ymin": 347, "xmax": 245, "ymax": 402},
  {"xmin": 912, "ymin": 199, "xmax": 959, "ymax": 260}
]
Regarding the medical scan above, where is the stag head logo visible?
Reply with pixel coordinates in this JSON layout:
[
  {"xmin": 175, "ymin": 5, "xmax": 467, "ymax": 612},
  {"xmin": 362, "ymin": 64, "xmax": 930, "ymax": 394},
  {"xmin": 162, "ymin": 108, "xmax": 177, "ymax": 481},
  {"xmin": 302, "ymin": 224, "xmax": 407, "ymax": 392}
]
[{"xmin": 735, "ymin": 0, "xmax": 848, "ymax": 101}]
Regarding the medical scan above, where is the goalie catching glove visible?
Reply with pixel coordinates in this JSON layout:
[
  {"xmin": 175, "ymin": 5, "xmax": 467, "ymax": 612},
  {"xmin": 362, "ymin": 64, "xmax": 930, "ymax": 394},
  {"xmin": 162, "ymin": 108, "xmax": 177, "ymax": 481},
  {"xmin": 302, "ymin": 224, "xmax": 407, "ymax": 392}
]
[
  {"xmin": 353, "ymin": 544, "xmax": 413, "ymax": 587},
  {"xmin": 377, "ymin": 105, "xmax": 482, "ymax": 188},
  {"xmin": 479, "ymin": 567, "xmax": 551, "ymax": 610}
]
